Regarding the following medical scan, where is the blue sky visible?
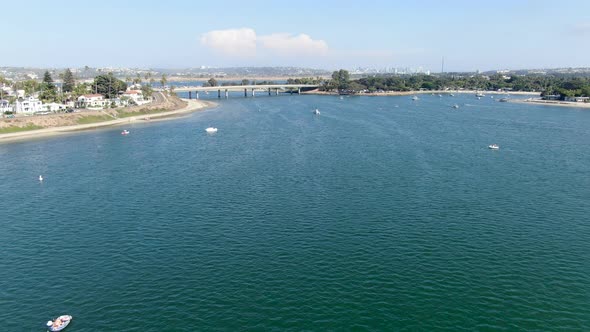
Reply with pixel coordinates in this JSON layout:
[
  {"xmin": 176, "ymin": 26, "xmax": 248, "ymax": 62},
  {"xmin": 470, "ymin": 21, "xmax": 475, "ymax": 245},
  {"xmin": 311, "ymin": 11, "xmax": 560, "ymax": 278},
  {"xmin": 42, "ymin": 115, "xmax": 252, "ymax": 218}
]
[{"xmin": 2, "ymin": 0, "xmax": 590, "ymax": 71}]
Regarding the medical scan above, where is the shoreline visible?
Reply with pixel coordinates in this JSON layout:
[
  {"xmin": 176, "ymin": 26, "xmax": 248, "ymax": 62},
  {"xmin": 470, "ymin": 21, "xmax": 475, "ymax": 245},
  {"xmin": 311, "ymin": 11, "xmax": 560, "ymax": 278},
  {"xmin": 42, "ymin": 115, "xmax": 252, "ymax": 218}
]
[
  {"xmin": 0, "ymin": 99, "xmax": 216, "ymax": 144},
  {"xmin": 303, "ymin": 89, "xmax": 540, "ymax": 96},
  {"xmin": 508, "ymin": 98, "xmax": 590, "ymax": 108}
]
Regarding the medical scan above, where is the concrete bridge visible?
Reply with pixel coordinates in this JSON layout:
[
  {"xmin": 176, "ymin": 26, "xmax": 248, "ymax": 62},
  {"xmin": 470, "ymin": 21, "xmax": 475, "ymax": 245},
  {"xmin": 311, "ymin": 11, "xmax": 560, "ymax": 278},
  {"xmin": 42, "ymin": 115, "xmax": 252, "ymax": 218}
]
[{"xmin": 163, "ymin": 84, "xmax": 319, "ymax": 99}]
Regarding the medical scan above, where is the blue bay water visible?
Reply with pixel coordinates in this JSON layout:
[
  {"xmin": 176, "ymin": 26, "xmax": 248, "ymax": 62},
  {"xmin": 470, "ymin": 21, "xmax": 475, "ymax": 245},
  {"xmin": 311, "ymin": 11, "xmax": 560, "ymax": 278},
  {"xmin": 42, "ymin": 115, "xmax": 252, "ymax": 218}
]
[{"xmin": 1, "ymin": 94, "xmax": 589, "ymax": 331}]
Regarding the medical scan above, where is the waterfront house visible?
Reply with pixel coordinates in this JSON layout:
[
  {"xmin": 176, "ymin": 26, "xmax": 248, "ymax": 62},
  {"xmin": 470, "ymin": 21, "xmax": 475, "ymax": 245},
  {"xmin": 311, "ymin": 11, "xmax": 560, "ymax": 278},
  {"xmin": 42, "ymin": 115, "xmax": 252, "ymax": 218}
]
[
  {"xmin": 564, "ymin": 96, "xmax": 590, "ymax": 103},
  {"xmin": 122, "ymin": 90, "xmax": 149, "ymax": 105},
  {"xmin": 542, "ymin": 94, "xmax": 561, "ymax": 100},
  {"xmin": 15, "ymin": 97, "xmax": 43, "ymax": 114},
  {"xmin": 77, "ymin": 94, "xmax": 107, "ymax": 108},
  {"xmin": 43, "ymin": 102, "xmax": 68, "ymax": 113},
  {"xmin": 0, "ymin": 99, "xmax": 12, "ymax": 113}
]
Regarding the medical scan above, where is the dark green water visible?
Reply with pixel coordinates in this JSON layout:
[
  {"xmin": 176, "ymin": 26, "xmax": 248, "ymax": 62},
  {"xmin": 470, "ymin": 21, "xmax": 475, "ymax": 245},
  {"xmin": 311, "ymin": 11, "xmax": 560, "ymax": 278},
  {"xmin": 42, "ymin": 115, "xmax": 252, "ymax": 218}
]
[{"xmin": 1, "ymin": 94, "xmax": 589, "ymax": 331}]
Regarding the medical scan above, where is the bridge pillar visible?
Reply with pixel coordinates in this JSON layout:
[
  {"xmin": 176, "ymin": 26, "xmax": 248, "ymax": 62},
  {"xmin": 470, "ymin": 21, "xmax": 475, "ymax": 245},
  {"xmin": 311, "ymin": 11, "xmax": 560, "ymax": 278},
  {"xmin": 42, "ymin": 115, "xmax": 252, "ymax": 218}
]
[
  {"xmin": 298, "ymin": 88, "xmax": 301, "ymax": 94},
  {"xmin": 188, "ymin": 91, "xmax": 192, "ymax": 99},
  {"xmin": 218, "ymin": 89, "xmax": 221, "ymax": 99},
  {"xmin": 290, "ymin": 89, "xmax": 293, "ymax": 95},
  {"xmin": 276, "ymin": 88, "xmax": 279, "ymax": 95},
  {"xmin": 251, "ymin": 89, "xmax": 255, "ymax": 97},
  {"xmin": 196, "ymin": 92, "xmax": 199, "ymax": 99},
  {"xmin": 225, "ymin": 89, "xmax": 228, "ymax": 98},
  {"xmin": 268, "ymin": 88, "xmax": 271, "ymax": 96},
  {"xmin": 244, "ymin": 89, "xmax": 247, "ymax": 97}
]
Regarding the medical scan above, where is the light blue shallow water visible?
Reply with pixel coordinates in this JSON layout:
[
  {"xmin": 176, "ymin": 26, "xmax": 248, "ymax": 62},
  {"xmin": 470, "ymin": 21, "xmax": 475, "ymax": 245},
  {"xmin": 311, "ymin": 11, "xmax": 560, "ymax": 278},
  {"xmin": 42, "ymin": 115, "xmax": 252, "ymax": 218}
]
[{"xmin": 1, "ymin": 94, "xmax": 589, "ymax": 331}]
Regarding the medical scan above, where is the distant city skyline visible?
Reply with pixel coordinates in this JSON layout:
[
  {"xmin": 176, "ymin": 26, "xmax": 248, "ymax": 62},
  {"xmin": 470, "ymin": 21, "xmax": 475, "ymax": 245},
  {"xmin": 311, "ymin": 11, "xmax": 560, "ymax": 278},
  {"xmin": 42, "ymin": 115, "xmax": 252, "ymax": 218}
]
[{"xmin": 2, "ymin": 0, "xmax": 590, "ymax": 72}]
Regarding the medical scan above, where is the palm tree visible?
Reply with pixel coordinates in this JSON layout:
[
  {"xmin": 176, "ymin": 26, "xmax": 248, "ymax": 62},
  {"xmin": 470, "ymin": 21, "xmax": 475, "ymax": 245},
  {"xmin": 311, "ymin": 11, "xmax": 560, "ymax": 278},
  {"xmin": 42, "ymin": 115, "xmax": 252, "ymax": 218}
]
[{"xmin": 160, "ymin": 74, "xmax": 167, "ymax": 89}]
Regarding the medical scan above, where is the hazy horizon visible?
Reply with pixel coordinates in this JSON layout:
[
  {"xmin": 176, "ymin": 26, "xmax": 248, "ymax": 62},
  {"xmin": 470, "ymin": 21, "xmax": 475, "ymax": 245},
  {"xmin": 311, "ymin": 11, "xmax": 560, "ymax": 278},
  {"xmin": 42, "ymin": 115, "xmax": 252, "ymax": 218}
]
[{"xmin": 2, "ymin": 0, "xmax": 590, "ymax": 72}]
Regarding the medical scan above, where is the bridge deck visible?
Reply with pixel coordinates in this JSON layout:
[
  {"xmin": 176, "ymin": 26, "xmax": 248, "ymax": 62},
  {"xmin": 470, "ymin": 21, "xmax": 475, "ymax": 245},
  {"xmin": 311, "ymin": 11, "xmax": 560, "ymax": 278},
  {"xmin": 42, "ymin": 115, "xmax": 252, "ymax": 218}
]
[{"xmin": 170, "ymin": 84, "xmax": 318, "ymax": 92}]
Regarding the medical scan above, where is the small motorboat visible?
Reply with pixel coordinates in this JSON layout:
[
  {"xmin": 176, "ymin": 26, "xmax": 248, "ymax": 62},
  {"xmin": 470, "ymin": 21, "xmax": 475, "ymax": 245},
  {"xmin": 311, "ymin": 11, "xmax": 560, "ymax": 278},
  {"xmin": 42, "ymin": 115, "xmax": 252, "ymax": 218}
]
[
  {"xmin": 46, "ymin": 315, "xmax": 72, "ymax": 332},
  {"xmin": 121, "ymin": 130, "xmax": 130, "ymax": 135},
  {"xmin": 205, "ymin": 127, "xmax": 218, "ymax": 133},
  {"xmin": 411, "ymin": 96, "xmax": 419, "ymax": 101},
  {"xmin": 39, "ymin": 175, "xmax": 43, "ymax": 182},
  {"xmin": 452, "ymin": 104, "xmax": 459, "ymax": 109},
  {"xmin": 313, "ymin": 109, "xmax": 320, "ymax": 115},
  {"xmin": 499, "ymin": 98, "xmax": 508, "ymax": 102},
  {"xmin": 488, "ymin": 144, "xmax": 500, "ymax": 150},
  {"xmin": 450, "ymin": 93, "xmax": 455, "ymax": 97}
]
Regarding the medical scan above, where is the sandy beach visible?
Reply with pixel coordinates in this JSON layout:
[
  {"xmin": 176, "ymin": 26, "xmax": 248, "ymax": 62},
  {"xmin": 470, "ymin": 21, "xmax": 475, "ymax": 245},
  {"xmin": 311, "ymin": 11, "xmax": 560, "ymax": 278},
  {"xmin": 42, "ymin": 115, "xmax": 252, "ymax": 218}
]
[
  {"xmin": 0, "ymin": 99, "xmax": 215, "ymax": 144},
  {"xmin": 508, "ymin": 98, "xmax": 590, "ymax": 108},
  {"xmin": 303, "ymin": 89, "xmax": 540, "ymax": 97}
]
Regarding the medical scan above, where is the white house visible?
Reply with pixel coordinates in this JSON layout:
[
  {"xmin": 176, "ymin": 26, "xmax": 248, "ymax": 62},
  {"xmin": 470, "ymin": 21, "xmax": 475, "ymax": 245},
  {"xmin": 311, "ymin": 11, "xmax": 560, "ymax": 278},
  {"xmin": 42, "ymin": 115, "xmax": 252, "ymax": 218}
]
[
  {"xmin": 565, "ymin": 96, "xmax": 590, "ymax": 103},
  {"xmin": 78, "ymin": 94, "xmax": 107, "ymax": 108},
  {"xmin": 43, "ymin": 102, "xmax": 68, "ymax": 113},
  {"xmin": 0, "ymin": 99, "xmax": 12, "ymax": 113},
  {"xmin": 122, "ymin": 90, "xmax": 149, "ymax": 105},
  {"xmin": 15, "ymin": 97, "xmax": 43, "ymax": 114}
]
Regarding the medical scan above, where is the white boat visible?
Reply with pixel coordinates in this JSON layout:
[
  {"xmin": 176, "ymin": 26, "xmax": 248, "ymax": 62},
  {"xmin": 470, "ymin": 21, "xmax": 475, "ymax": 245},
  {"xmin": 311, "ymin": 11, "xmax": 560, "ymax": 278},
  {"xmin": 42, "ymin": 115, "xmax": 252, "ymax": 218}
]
[
  {"xmin": 450, "ymin": 93, "xmax": 455, "ymax": 97},
  {"xmin": 46, "ymin": 315, "xmax": 72, "ymax": 332},
  {"xmin": 476, "ymin": 92, "xmax": 485, "ymax": 97},
  {"xmin": 452, "ymin": 104, "xmax": 459, "ymax": 109},
  {"xmin": 499, "ymin": 98, "xmax": 509, "ymax": 102},
  {"xmin": 313, "ymin": 109, "xmax": 320, "ymax": 115},
  {"xmin": 39, "ymin": 175, "xmax": 43, "ymax": 182},
  {"xmin": 205, "ymin": 127, "xmax": 218, "ymax": 133},
  {"xmin": 411, "ymin": 96, "xmax": 419, "ymax": 101},
  {"xmin": 488, "ymin": 144, "xmax": 500, "ymax": 150},
  {"xmin": 477, "ymin": 97, "xmax": 481, "ymax": 100},
  {"xmin": 121, "ymin": 130, "xmax": 129, "ymax": 135}
]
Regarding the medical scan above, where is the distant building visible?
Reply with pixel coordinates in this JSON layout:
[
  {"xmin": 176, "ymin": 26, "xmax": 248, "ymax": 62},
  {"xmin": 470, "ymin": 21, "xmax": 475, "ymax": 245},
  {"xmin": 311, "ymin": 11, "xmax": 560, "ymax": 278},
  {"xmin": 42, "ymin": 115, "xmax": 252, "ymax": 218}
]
[
  {"xmin": 77, "ymin": 94, "xmax": 106, "ymax": 108},
  {"xmin": 542, "ymin": 95, "xmax": 561, "ymax": 100},
  {"xmin": 15, "ymin": 97, "xmax": 43, "ymax": 114},
  {"xmin": 565, "ymin": 96, "xmax": 590, "ymax": 102}
]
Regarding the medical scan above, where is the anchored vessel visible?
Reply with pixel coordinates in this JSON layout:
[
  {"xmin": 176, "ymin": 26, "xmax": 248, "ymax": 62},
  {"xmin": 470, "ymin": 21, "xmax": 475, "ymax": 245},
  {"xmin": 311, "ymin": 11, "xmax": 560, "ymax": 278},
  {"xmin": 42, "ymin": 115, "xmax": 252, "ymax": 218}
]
[{"xmin": 46, "ymin": 315, "xmax": 72, "ymax": 332}]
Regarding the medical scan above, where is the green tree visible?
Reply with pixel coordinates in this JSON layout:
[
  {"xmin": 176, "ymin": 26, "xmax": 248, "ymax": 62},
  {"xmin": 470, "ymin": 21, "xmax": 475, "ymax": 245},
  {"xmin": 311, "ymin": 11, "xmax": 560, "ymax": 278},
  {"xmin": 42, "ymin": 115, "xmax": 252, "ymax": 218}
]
[
  {"xmin": 160, "ymin": 74, "xmax": 167, "ymax": 88},
  {"xmin": 241, "ymin": 79, "xmax": 249, "ymax": 86},
  {"xmin": 62, "ymin": 68, "xmax": 75, "ymax": 93},
  {"xmin": 207, "ymin": 77, "xmax": 218, "ymax": 87},
  {"xmin": 40, "ymin": 71, "xmax": 57, "ymax": 102},
  {"xmin": 331, "ymin": 69, "xmax": 350, "ymax": 91},
  {"xmin": 141, "ymin": 85, "xmax": 153, "ymax": 98},
  {"xmin": 73, "ymin": 82, "xmax": 90, "ymax": 98},
  {"xmin": 93, "ymin": 73, "xmax": 127, "ymax": 99}
]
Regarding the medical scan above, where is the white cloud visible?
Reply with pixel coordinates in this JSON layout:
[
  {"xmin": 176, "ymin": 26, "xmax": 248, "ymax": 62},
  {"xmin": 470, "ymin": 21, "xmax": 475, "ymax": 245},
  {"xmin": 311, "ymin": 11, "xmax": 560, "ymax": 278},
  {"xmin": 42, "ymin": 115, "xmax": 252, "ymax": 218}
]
[
  {"xmin": 258, "ymin": 33, "xmax": 328, "ymax": 56},
  {"xmin": 200, "ymin": 28, "xmax": 328, "ymax": 57},
  {"xmin": 572, "ymin": 22, "xmax": 590, "ymax": 34},
  {"xmin": 200, "ymin": 28, "xmax": 257, "ymax": 56}
]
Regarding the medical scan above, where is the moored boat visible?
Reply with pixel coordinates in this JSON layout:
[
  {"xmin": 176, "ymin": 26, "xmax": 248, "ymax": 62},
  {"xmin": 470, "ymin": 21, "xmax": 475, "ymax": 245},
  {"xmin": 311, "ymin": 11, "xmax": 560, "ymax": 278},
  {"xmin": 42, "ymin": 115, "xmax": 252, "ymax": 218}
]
[
  {"xmin": 313, "ymin": 109, "xmax": 320, "ymax": 115},
  {"xmin": 488, "ymin": 144, "xmax": 499, "ymax": 150},
  {"xmin": 411, "ymin": 96, "xmax": 419, "ymax": 101},
  {"xmin": 46, "ymin": 315, "xmax": 72, "ymax": 332},
  {"xmin": 205, "ymin": 127, "xmax": 218, "ymax": 133},
  {"xmin": 121, "ymin": 130, "xmax": 129, "ymax": 135}
]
